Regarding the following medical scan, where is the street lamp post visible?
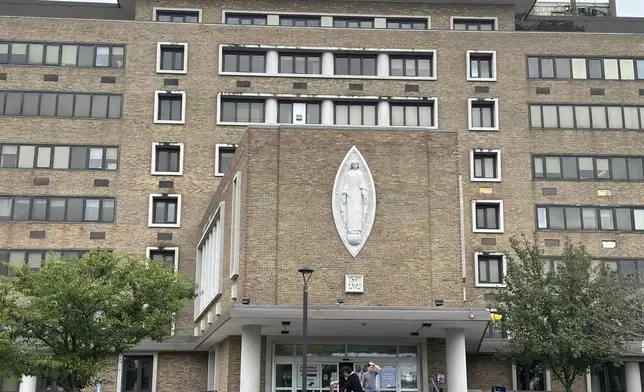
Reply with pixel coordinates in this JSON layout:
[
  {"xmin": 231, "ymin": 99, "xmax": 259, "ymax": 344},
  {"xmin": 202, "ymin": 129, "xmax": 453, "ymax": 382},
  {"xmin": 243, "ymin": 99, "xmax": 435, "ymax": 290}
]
[{"xmin": 298, "ymin": 267, "xmax": 314, "ymax": 392}]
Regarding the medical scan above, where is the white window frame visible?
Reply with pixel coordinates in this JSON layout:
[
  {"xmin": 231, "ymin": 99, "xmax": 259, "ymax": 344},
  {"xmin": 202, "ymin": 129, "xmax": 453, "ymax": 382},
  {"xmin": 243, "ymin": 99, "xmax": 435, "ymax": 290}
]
[
  {"xmin": 207, "ymin": 347, "xmax": 220, "ymax": 392},
  {"xmin": 472, "ymin": 200, "xmax": 504, "ymax": 234},
  {"xmin": 153, "ymin": 7, "xmax": 203, "ymax": 22},
  {"xmin": 466, "ymin": 50, "xmax": 497, "ymax": 82},
  {"xmin": 115, "ymin": 352, "xmax": 159, "ymax": 392},
  {"xmin": 154, "ymin": 90, "xmax": 186, "ymax": 125},
  {"xmin": 474, "ymin": 252, "xmax": 506, "ymax": 288},
  {"xmin": 151, "ymin": 142, "xmax": 184, "ymax": 176},
  {"xmin": 450, "ymin": 16, "xmax": 498, "ymax": 30},
  {"xmin": 194, "ymin": 202, "xmax": 225, "ymax": 320},
  {"xmin": 215, "ymin": 144, "xmax": 237, "ymax": 177},
  {"xmin": 148, "ymin": 193, "xmax": 182, "ymax": 228},
  {"xmin": 146, "ymin": 246, "xmax": 179, "ymax": 273},
  {"xmin": 469, "ymin": 148, "xmax": 501, "ymax": 182},
  {"xmin": 230, "ymin": 171, "xmax": 242, "ymax": 279},
  {"xmin": 156, "ymin": 42, "xmax": 188, "ymax": 74},
  {"xmin": 468, "ymin": 98, "xmax": 499, "ymax": 131}
]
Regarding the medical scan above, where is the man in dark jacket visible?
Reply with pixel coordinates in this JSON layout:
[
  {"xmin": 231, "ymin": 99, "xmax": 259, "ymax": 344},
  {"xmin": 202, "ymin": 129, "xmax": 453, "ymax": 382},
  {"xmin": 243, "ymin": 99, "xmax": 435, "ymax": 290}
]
[{"xmin": 341, "ymin": 366, "xmax": 364, "ymax": 392}]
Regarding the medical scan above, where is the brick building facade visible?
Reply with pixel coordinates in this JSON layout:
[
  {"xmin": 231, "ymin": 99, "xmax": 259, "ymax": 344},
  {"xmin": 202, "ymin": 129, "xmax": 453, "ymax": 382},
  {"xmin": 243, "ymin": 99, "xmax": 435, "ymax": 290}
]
[{"xmin": 1, "ymin": 0, "xmax": 643, "ymax": 391}]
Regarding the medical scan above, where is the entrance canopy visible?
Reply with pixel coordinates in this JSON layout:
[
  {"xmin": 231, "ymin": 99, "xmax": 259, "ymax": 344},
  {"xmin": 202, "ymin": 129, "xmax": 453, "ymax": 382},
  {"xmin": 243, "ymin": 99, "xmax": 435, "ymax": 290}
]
[{"xmin": 195, "ymin": 305, "xmax": 492, "ymax": 352}]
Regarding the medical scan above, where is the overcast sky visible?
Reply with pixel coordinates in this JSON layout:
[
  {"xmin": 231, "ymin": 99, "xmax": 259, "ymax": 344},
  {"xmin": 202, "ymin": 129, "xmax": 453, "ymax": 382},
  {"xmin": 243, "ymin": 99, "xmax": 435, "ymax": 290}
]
[{"xmin": 46, "ymin": 0, "xmax": 644, "ymax": 17}]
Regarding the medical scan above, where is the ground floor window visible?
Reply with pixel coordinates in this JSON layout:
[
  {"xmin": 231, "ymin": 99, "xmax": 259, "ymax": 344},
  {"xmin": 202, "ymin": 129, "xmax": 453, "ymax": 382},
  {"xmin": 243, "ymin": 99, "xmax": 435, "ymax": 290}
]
[
  {"xmin": 515, "ymin": 364, "xmax": 546, "ymax": 391},
  {"xmin": 591, "ymin": 363, "xmax": 626, "ymax": 392},
  {"xmin": 121, "ymin": 355, "xmax": 155, "ymax": 392}
]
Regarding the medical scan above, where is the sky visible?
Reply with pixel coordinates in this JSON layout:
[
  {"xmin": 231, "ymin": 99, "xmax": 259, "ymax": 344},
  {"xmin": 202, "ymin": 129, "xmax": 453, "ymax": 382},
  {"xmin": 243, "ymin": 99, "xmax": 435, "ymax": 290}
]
[{"xmin": 44, "ymin": 0, "xmax": 644, "ymax": 17}]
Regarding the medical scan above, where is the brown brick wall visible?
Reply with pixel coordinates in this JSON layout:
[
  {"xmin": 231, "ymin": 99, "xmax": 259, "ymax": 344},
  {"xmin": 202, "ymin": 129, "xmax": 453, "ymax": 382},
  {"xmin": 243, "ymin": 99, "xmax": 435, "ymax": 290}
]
[
  {"xmin": 467, "ymin": 354, "xmax": 513, "ymax": 390},
  {"xmin": 157, "ymin": 352, "xmax": 209, "ymax": 392},
  {"xmin": 218, "ymin": 336, "xmax": 242, "ymax": 392}
]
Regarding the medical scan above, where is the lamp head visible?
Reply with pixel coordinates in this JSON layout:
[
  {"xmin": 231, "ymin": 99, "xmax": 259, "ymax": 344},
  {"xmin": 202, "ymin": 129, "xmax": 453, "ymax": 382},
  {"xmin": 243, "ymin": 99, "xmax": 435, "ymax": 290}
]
[{"xmin": 298, "ymin": 267, "xmax": 315, "ymax": 281}]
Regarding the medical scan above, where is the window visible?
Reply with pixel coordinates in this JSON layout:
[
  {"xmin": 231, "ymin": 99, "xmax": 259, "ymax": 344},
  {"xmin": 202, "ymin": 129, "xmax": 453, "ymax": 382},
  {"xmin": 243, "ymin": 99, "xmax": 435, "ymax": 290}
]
[
  {"xmin": 536, "ymin": 205, "xmax": 644, "ymax": 232},
  {"xmin": 0, "ymin": 196, "xmax": 114, "ymax": 223},
  {"xmin": 0, "ymin": 42, "xmax": 125, "ymax": 68},
  {"xmin": 230, "ymin": 172, "xmax": 241, "ymax": 278},
  {"xmin": 278, "ymin": 102, "xmax": 322, "ymax": 125},
  {"xmin": 0, "ymin": 144, "xmax": 118, "ymax": 170},
  {"xmin": 389, "ymin": 55, "xmax": 433, "ymax": 77},
  {"xmin": 515, "ymin": 365, "xmax": 546, "ymax": 391},
  {"xmin": 151, "ymin": 142, "xmax": 183, "ymax": 175},
  {"xmin": 469, "ymin": 98, "xmax": 498, "ymax": 131},
  {"xmin": 280, "ymin": 16, "xmax": 321, "ymax": 27},
  {"xmin": 0, "ymin": 249, "xmax": 88, "ymax": 276},
  {"xmin": 147, "ymin": 247, "xmax": 178, "ymax": 272},
  {"xmin": 333, "ymin": 17, "xmax": 374, "ymax": 28},
  {"xmin": 118, "ymin": 354, "xmax": 157, "ymax": 392},
  {"xmin": 154, "ymin": 91, "xmax": 185, "ymax": 124},
  {"xmin": 220, "ymin": 99, "xmax": 265, "ymax": 123},
  {"xmin": 222, "ymin": 51, "xmax": 265, "ymax": 73},
  {"xmin": 0, "ymin": 91, "xmax": 122, "ymax": 119},
  {"xmin": 534, "ymin": 155, "xmax": 644, "ymax": 181},
  {"xmin": 225, "ymin": 13, "xmax": 267, "ymax": 25},
  {"xmin": 386, "ymin": 18, "xmax": 428, "ymax": 29},
  {"xmin": 279, "ymin": 53, "xmax": 321, "ymax": 75},
  {"xmin": 195, "ymin": 203, "xmax": 224, "ymax": 315},
  {"xmin": 390, "ymin": 103, "xmax": 434, "ymax": 127},
  {"xmin": 529, "ymin": 104, "xmax": 644, "ymax": 130},
  {"xmin": 215, "ymin": 144, "xmax": 237, "ymax": 176},
  {"xmin": 467, "ymin": 51, "xmax": 496, "ymax": 81},
  {"xmin": 452, "ymin": 18, "xmax": 495, "ymax": 30},
  {"xmin": 155, "ymin": 9, "xmax": 201, "ymax": 23},
  {"xmin": 156, "ymin": 43, "xmax": 187, "ymax": 73},
  {"xmin": 473, "ymin": 201, "xmax": 503, "ymax": 233},
  {"xmin": 335, "ymin": 55, "xmax": 377, "ymax": 76},
  {"xmin": 335, "ymin": 102, "xmax": 377, "ymax": 126},
  {"xmin": 475, "ymin": 252, "xmax": 506, "ymax": 287},
  {"xmin": 148, "ymin": 194, "xmax": 181, "ymax": 227},
  {"xmin": 471, "ymin": 149, "xmax": 501, "ymax": 181},
  {"xmin": 527, "ymin": 56, "xmax": 644, "ymax": 80}
]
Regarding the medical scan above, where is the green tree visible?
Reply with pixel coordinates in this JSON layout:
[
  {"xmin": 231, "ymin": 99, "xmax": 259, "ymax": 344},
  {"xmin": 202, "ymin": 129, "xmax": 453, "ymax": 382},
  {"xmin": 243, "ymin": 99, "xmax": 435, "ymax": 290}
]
[
  {"xmin": 496, "ymin": 237, "xmax": 643, "ymax": 392},
  {"xmin": 0, "ymin": 250, "xmax": 197, "ymax": 392}
]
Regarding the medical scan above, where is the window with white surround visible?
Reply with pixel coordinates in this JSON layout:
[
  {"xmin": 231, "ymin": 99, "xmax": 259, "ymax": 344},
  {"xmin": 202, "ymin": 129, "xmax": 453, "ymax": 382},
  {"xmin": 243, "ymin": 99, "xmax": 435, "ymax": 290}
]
[
  {"xmin": 230, "ymin": 171, "xmax": 241, "ymax": 278},
  {"xmin": 154, "ymin": 8, "xmax": 201, "ymax": 23},
  {"xmin": 195, "ymin": 202, "xmax": 224, "ymax": 317},
  {"xmin": 389, "ymin": 55, "xmax": 433, "ymax": 77},
  {"xmin": 335, "ymin": 102, "xmax": 377, "ymax": 126},
  {"xmin": 280, "ymin": 15, "xmax": 321, "ymax": 27},
  {"xmin": 278, "ymin": 101, "xmax": 322, "ymax": 125},
  {"xmin": 116, "ymin": 353, "xmax": 158, "ymax": 392},
  {"xmin": 146, "ymin": 247, "xmax": 178, "ymax": 272},
  {"xmin": 215, "ymin": 144, "xmax": 236, "ymax": 176},
  {"xmin": 151, "ymin": 142, "xmax": 183, "ymax": 176},
  {"xmin": 0, "ymin": 90, "xmax": 122, "ymax": 119},
  {"xmin": 390, "ymin": 103, "xmax": 434, "ymax": 127},
  {"xmin": 279, "ymin": 53, "xmax": 322, "ymax": 75},
  {"xmin": 220, "ymin": 99, "xmax": 264, "ymax": 123},
  {"xmin": 148, "ymin": 194, "xmax": 181, "ymax": 228},
  {"xmin": 475, "ymin": 252, "xmax": 506, "ymax": 287},
  {"xmin": 529, "ymin": 104, "xmax": 644, "ymax": 130},
  {"xmin": 333, "ymin": 17, "xmax": 374, "ymax": 28},
  {"xmin": 222, "ymin": 51, "xmax": 265, "ymax": 73},
  {"xmin": 386, "ymin": 18, "xmax": 427, "ymax": 29},
  {"xmin": 225, "ymin": 13, "xmax": 267, "ymax": 25},
  {"xmin": 467, "ymin": 50, "xmax": 496, "ymax": 81},
  {"xmin": 0, "ymin": 144, "xmax": 118, "ymax": 170},
  {"xmin": 536, "ymin": 205, "xmax": 644, "ymax": 232},
  {"xmin": 0, "ymin": 42, "xmax": 125, "ymax": 68},
  {"xmin": 469, "ymin": 98, "xmax": 499, "ymax": 131},
  {"xmin": 470, "ymin": 149, "xmax": 501, "ymax": 182},
  {"xmin": 156, "ymin": 43, "xmax": 187, "ymax": 74},
  {"xmin": 334, "ymin": 54, "xmax": 377, "ymax": 76},
  {"xmin": 154, "ymin": 91, "xmax": 185, "ymax": 124},
  {"xmin": 452, "ymin": 17, "xmax": 496, "ymax": 30},
  {"xmin": 472, "ymin": 200, "xmax": 504, "ymax": 233},
  {"xmin": 528, "ymin": 56, "xmax": 644, "ymax": 80}
]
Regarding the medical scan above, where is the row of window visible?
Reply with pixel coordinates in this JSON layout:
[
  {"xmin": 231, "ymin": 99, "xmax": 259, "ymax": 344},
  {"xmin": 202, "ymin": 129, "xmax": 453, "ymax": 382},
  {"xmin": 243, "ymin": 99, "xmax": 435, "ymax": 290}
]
[
  {"xmin": 533, "ymin": 155, "xmax": 644, "ymax": 181},
  {"xmin": 0, "ymin": 42, "xmax": 125, "ymax": 68},
  {"xmin": 0, "ymin": 196, "xmax": 115, "ymax": 223},
  {"xmin": 528, "ymin": 56, "xmax": 644, "ymax": 81},
  {"xmin": 0, "ymin": 144, "xmax": 118, "ymax": 170},
  {"xmin": 0, "ymin": 91, "xmax": 122, "ymax": 119},
  {"xmin": 536, "ymin": 205, "xmax": 644, "ymax": 232},
  {"xmin": 530, "ymin": 104, "xmax": 644, "ymax": 130}
]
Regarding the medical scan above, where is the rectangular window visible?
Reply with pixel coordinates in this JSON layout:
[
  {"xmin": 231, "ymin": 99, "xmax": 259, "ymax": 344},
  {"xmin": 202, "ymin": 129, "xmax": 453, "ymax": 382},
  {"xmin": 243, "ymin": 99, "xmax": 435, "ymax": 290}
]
[
  {"xmin": 225, "ymin": 13, "xmax": 266, "ymax": 25},
  {"xmin": 473, "ymin": 201, "xmax": 503, "ymax": 233},
  {"xmin": 529, "ymin": 104, "xmax": 643, "ymax": 130},
  {"xmin": 156, "ymin": 9, "xmax": 200, "ymax": 23},
  {"xmin": 533, "ymin": 155, "xmax": 644, "ymax": 181},
  {"xmin": 0, "ymin": 196, "xmax": 115, "ymax": 223},
  {"xmin": 386, "ymin": 18, "xmax": 427, "ymax": 29},
  {"xmin": 158, "ymin": 43, "xmax": 187, "ymax": 73},
  {"xmin": 476, "ymin": 253, "xmax": 505, "ymax": 286},
  {"xmin": 280, "ymin": 16, "xmax": 321, "ymax": 27},
  {"xmin": 149, "ymin": 194, "xmax": 181, "ymax": 227},
  {"xmin": 277, "ymin": 102, "xmax": 321, "ymax": 125},
  {"xmin": 148, "ymin": 248, "xmax": 177, "ymax": 270},
  {"xmin": 472, "ymin": 150, "xmax": 500, "ymax": 181},
  {"xmin": 279, "ymin": 53, "xmax": 322, "ymax": 75},
  {"xmin": 222, "ymin": 51, "xmax": 265, "ymax": 73},
  {"xmin": 527, "ymin": 56, "xmax": 644, "ymax": 81},
  {"xmin": 0, "ymin": 249, "xmax": 89, "ymax": 276},
  {"xmin": 335, "ymin": 102, "xmax": 377, "ymax": 126},
  {"xmin": 0, "ymin": 42, "xmax": 124, "ymax": 68},
  {"xmin": 468, "ymin": 52, "xmax": 494, "ymax": 80},
  {"xmin": 155, "ymin": 91, "xmax": 185, "ymax": 124},
  {"xmin": 120, "ymin": 355, "xmax": 155, "ymax": 392},
  {"xmin": 215, "ymin": 145, "xmax": 237, "ymax": 176},
  {"xmin": 195, "ymin": 204, "xmax": 224, "ymax": 314},
  {"xmin": 537, "ymin": 205, "xmax": 644, "ymax": 232},
  {"xmin": 469, "ymin": 99, "xmax": 497, "ymax": 130},
  {"xmin": 333, "ymin": 17, "xmax": 374, "ymax": 28},
  {"xmin": 390, "ymin": 56, "xmax": 433, "ymax": 77},
  {"xmin": 220, "ymin": 99, "xmax": 265, "ymax": 123},
  {"xmin": 453, "ymin": 19, "xmax": 495, "ymax": 30},
  {"xmin": 390, "ymin": 103, "xmax": 434, "ymax": 127},
  {"xmin": 335, "ymin": 55, "xmax": 377, "ymax": 76},
  {"xmin": 0, "ymin": 144, "xmax": 117, "ymax": 171},
  {"xmin": 152, "ymin": 143, "xmax": 183, "ymax": 175},
  {"xmin": 0, "ymin": 91, "xmax": 122, "ymax": 119}
]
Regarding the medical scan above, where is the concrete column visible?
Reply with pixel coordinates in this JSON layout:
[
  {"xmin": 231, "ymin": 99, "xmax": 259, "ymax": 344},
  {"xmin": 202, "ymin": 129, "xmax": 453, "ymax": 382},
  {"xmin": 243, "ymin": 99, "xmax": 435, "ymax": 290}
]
[
  {"xmin": 322, "ymin": 100, "xmax": 334, "ymax": 125},
  {"xmin": 18, "ymin": 376, "xmax": 37, "ymax": 392},
  {"xmin": 266, "ymin": 50, "xmax": 279, "ymax": 75},
  {"xmin": 377, "ymin": 101, "xmax": 389, "ymax": 126},
  {"xmin": 265, "ymin": 98, "xmax": 278, "ymax": 124},
  {"xmin": 377, "ymin": 53, "xmax": 389, "ymax": 77},
  {"xmin": 239, "ymin": 325, "xmax": 262, "ymax": 392},
  {"xmin": 322, "ymin": 52, "xmax": 334, "ymax": 76},
  {"xmin": 445, "ymin": 328, "xmax": 468, "ymax": 392},
  {"xmin": 321, "ymin": 16, "xmax": 333, "ymax": 27},
  {"xmin": 625, "ymin": 362, "xmax": 642, "ymax": 392}
]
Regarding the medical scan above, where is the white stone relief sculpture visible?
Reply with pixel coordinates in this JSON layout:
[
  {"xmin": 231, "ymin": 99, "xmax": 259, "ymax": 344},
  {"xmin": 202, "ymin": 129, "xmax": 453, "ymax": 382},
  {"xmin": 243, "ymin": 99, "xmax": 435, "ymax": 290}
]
[
  {"xmin": 332, "ymin": 146, "xmax": 376, "ymax": 258},
  {"xmin": 345, "ymin": 275, "xmax": 365, "ymax": 293}
]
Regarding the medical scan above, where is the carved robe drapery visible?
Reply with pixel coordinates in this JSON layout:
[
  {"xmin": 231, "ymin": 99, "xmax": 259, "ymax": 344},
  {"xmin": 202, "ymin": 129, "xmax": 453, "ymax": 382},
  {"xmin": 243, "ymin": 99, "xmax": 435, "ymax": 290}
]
[{"xmin": 341, "ymin": 163, "xmax": 368, "ymax": 243}]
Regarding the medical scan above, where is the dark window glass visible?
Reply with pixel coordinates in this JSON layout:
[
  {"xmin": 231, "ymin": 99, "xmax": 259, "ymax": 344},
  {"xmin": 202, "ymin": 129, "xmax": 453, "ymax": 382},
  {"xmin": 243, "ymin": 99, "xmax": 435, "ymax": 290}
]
[
  {"xmin": 74, "ymin": 94, "xmax": 91, "ymax": 117},
  {"xmin": 616, "ymin": 208, "xmax": 632, "ymax": 231},
  {"xmin": 528, "ymin": 57, "xmax": 539, "ymax": 79},
  {"xmin": 218, "ymin": 147, "xmax": 236, "ymax": 174},
  {"xmin": 391, "ymin": 56, "xmax": 433, "ymax": 77},
  {"xmin": 153, "ymin": 197, "xmax": 178, "ymax": 224},
  {"xmin": 477, "ymin": 255, "xmax": 503, "ymax": 284},
  {"xmin": 470, "ymin": 102, "xmax": 495, "ymax": 128},
  {"xmin": 549, "ymin": 207, "xmax": 565, "ymax": 230},
  {"xmin": 22, "ymin": 92, "xmax": 39, "ymax": 116},
  {"xmin": 122, "ymin": 355, "xmax": 155, "ymax": 392},
  {"xmin": 280, "ymin": 16, "xmax": 321, "ymax": 27},
  {"xmin": 540, "ymin": 58, "xmax": 554, "ymax": 78},
  {"xmin": 221, "ymin": 100, "xmax": 264, "ymax": 123},
  {"xmin": 70, "ymin": 146, "xmax": 88, "ymax": 169},
  {"xmin": 612, "ymin": 158, "xmax": 628, "ymax": 180},
  {"xmin": 469, "ymin": 55, "xmax": 492, "ymax": 79},
  {"xmin": 66, "ymin": 198, "xmax": 84, "ymax": 222},
  {"xmin": 386, "ymin": 19, "xmax": 427, "ymax": 29},
  {"xmin": 225, "ymin": 13, "xmax": 266, "ymax": 25},
  {"xmin": 628, "ymin": 158, "xmax": 644, "ymax": 180},
  {"xmin": 222, "ymin": 52, "xmax": 265, "ymax": 73},
  {"xmin": 78, "ymin": 45, "xmax": 94, "ymax": 67},
  {"xmin": 10, "ymin": 43, "xmax": 27, "ymax": 64},
  {"xmin": 561, "ymin": 157, "xmax": 577, "ymax": 179},
  {"xmin": 5, "ymin": 92, "xmax": 23, "ymax": 115},
  {"xmin": 49, "ymin": 199, "xmax": 66, "ymax": 221},
  {"xmin": 335, "ymin": 55, "xmax": 377, "ymax": 76},
  {"xmin": 13, "ymin": 198, "xmax": 30, "ymax": 221},
  {"xmin": 333, "ymin": 18, "xmax": 374, "ymax": 28},
  {"xmin": 453, "ymin": 19, "xmax": 495, "ymax": 30},
  {"xmin": 156, "ymin": 10, "xmax": 200, "ymax": 23},
  {"xmin": 306, "ymin": 103, "xmax": 321, "ymax": 124},
  {"xmin": 473, "ymin": 153, "xmax": 497, "ymax": 179},
  {"xmin": 1, "ymin": 145, "xmax": 18, "ymax": 168},
  {"xmin": 91, "ymin": 95, "xmax": 108, "ymax": 118},
  {"xmin": 588, "ymin": 59, "xmax": 603, "ymax": 79},
  {"xmin": 157, "ymin": 94, "xmax": 183, "ymax": 122},
  {"xmin": 102, "ymin": 199, "xmax": 115, "ymax": 222},
  {"xmin": 57, "ymin": 93, "xmax": 74, "ymax": 117},
  {"xmin": 0, "ymin": 43, "xmax": 8, "ymax": 63},
  {"xmin": 582, "ymin": 208, "xmax": 598, "ymax": 230},
  {"xmin": 565, "ymin": 207, "xmax": 582, "ymax": 230},
  {"xmin": 149, "ymin": 250, "xmax": 176, "ymax": 269},
  {"xmin": 108, "ymin": 95, "xmax": 122, "ymax": 119},
  {"xmin": 156, "ymin": 146, "xmax": 181, "ymax": 173},
  {"xmin": 160, "ymin": 46, "xmax": 185, "ymax": 71},
  {"xmin": 516, "ymin": 365, "xmax": 546, "ymax": 391},
  {"xmin": 475, "ymin": 203, "xmax": 499, "ymax": 230}
]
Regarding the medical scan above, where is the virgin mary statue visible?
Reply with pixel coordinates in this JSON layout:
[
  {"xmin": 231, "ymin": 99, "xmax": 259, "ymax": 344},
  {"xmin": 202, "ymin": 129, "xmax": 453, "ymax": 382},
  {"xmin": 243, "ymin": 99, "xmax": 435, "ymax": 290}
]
[{"xmin": 341, "ymin": 161, "xmax": 368, "ymax": 246}]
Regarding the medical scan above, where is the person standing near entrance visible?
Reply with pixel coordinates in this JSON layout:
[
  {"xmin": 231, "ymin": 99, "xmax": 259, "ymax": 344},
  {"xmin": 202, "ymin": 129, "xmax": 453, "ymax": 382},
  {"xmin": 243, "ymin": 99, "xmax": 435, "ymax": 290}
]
[
  {"xmin": 341, "ymin": 366, "xmax": 363, "ymax": 392},
  {"xmin": 361, "ymin": 362, "xmax": 381, "ymax": 392}
]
